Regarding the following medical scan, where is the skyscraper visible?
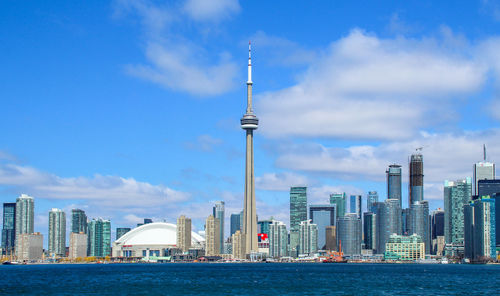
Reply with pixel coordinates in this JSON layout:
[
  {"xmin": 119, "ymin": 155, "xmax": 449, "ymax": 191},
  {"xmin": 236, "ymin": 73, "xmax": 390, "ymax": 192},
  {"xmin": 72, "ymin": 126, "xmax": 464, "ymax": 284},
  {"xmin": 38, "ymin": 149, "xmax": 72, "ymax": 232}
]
[
  {"xmin": 15, "ymin": 194, "xmax": 34, "ymax": 257},
  {"xmin": 88, "ymin": 218, "xmax": 111, "ymax": 257},
  {"xmin": 176, "ymin": 215, "xmax": 191, "ymax": 253},
  {"xmin": 330, "ymin": 193, "xmax": 346, "ymax": 218},
  {"xmin": 299, "ymin": 220, "xmax": 318, "ymax": 256},
  {"xmin": 337, "ymin": 213, "xmax": 361, "ymax": 255},
  {"xmin": 231, "ymin": 230, "xmax": 245, "ymax": 259},
  {"xmin": 212, "ymin": 201, "xmax": 225, "ymax": 254},
  {"xmin": 363, "ymin": 212, "xmax": 376, "ymax": 250},
  {"xmin": 309, "ymin": 204, "xmax": 336, "ymax": 250},
  {"xmin": 367, "ymin": 191, "xmax": 378, "ymax": 213},
  {"xmin": 431, "ymin": 209, "xmax": 445, "ymax": 255},
  {"xmin": 48, "ymin": 208, "xmax": 66, "ymax": 256},
  {"xmin": 376, "ymin": 199, "xmax": 402, "ymax": 254},
  {"xmin": 409, "ymin": 152, "xmax": 424, "ymax": 206},
  {"xmin": 269, "ymin": 220, "xmax": 288, "ymax": 258},
  {"xmin": 290, "ymin": 186, "xmax": 307, "ymax": 256},
  {"xmin": 350, "ymin": 195, "xmax": 362, "ymax": 219},
  {"xmin": 386, "ymin": 164, "xmax": 402, "ymax": 207},
  {"xmin": 241, "ymin": 42, "xmax": 258, "ymax": 255},
  {"xmin": 2, "ymin": 203, "xmax": 16, "ymax": 255},
  {"xmin": 443, "ymin": 178, "xmax": 472, "ymax": 245},
  {"xmin": 230, "ymin": 212, "xmax": 242, "ymax": 236},
  {"xmin": 477, "ymin": 179, "xmax": 500, "ymax": 197},
  {"xmin": 473, "ymin": 196, "xmax": 496, "ymax": 259},
  {"xmin": 409, "ymin": 201, "xmax": 429, "ymax": 254},
  {"xmin": 473, "ymin": 147, "xmax": 495, "ymax": 197},
  {"xmin": 116, "ymin": 227, "xmax": 131, "ymax": 240},
  {"xmin": 71, "ymin": 209, "xmax": 87, "ymax": 234},
  {"xmin": 205, "ymin": 215, "xmax": 220, "ymax": 256}
]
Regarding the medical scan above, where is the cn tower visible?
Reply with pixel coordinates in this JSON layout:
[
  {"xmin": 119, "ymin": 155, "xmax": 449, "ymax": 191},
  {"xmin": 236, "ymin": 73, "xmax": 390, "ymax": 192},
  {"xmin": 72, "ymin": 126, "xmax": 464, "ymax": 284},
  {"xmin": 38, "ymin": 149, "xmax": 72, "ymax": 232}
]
[{"xmin": 241, "ymin": 42, "xmax": 258, "ymax": 254}]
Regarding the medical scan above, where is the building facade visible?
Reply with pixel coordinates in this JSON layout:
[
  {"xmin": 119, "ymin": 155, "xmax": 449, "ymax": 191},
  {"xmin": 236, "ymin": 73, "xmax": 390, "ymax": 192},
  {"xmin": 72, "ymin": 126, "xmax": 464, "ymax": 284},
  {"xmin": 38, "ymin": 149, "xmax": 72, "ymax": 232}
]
[
  {"xmin": 409, "ymin": 200, "xmax": 430, "ymax": 254},
  {"xmin": 376, "ymin": 199, "xmax": 402, "ymax": 254},
  {"xmin": 71, "ymin": 209, "xmax": 87, "ymax": 234},
  {"xmin": 444, "ymin": 178, "xmax": 472, "ymax": 245},
  {"xmin": 48, "ymin": 208, "xmax": 66, "ymax": 256},
  {"xmin": 386, "ymin": 164, "xmax": 402, "ymax": 208},
  {"xmin": 230, "ymin": 212, "xmax": 242, "ymax": 236},
  {"xmin": 299, "ymin": 220, "xmax": 318, "ymax": 256},
  {"xmin": 269, "ymin": 220, "xmax": 288, "ymax": 258},
  {"xmin": 337, "ymin": 213, "xmax": 361, "ymax": 255},
  {"xmin": 330, "ymin": 193, "xmax": 346, "ymax": 218},
  {"xmin": 350, "ymin": 195, "xmax": 362, "ymax": 219},
  {"xmin": 384, "ymin": 234, "xmax": 425, "ymax": 261},
  {"xmin": 409, "ymin": 153, "xmax": 424, "ymax": 206},
  {"xmin": 290, "ymin": 186, "xmax": 307, "ymax": 256},
  {"xmin": 205, "ymin": 215, "xmax": 220, "ymax": 256},
  {"xmin": 2, "ymin": 203, "xmax": 16, "ymax": 255},
  {"xmin": 473, "ymin": 197, "xmax": 496, "ymax": 259},
  {"xmin": 231, "ymin": 230, "xmax": 245, "ymax": 259},
  {"xmin": 325, "ymin": 226, "xmax": 337, "ymax": 251},
  {"xmin": 88, "ymin": 218, "xmax": 111, "ymax": 257},
  {"xmin": 69, "ymin": 232, "xmax": 88, "ymax": 259},
  {"xmin": 17, "ymin": 233, "xmax": 43, "ymax": 262},
  {"xmin": 309, "ymin": 204, "xmax": 336, "ymax": 250},
  {"xmin": 177, "ymin": 215, "xmax": 192, "ymax": 253},
  {"xmin": 431, "ymin": 209, "xmax": 445, "ymax": 255},
  {"xmin": 116, "ymin": 228, "xmax": 131, "ymax": 240},
  {"xmin": 367, "ymin": 191, "xmax": 379, "ymax": 213},
  {"xmin": 477, "ymin": 179, "xmax": 500, "ymax": 198},
  {"xmin": 212, "ymin": 201, "xmax": 225, "ymax": 254},
  {"xmin": 363, "ymin": 212, "xmax": 376, "ymax": 250},
  {"xmin": 473, "ymin": 161, "xmax": 495, "ymax": 196},
  {"xmin": 15, "ymin": 194, "xmax": 34, "ymax": 257}
]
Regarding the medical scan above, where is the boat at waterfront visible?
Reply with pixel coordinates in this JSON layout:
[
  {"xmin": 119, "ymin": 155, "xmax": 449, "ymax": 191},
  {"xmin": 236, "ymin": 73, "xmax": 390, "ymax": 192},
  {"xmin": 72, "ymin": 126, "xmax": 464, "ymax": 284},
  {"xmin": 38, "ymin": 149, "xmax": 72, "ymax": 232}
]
[{"xmin": 2, "ymin": 261, "xmax": 20, "ymax": 265}]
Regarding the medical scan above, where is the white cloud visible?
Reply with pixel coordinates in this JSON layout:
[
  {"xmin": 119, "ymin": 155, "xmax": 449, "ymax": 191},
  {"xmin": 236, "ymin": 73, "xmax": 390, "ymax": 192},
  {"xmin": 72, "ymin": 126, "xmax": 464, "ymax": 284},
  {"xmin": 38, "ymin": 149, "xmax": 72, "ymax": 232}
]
[
  {"xmin": 183, "ymin": 0, "xmax": 240, "ymax": 22},
  {"xmin": 256, "ymin": 29, "xmax": 486, "ymax": 140},
  {"xmin": 115, "ymin": 0, "xmax": 238, "ymax": 96},
  {"xmin": 256, "ymin": 172, "xmax": 311, "ymax": 191}
]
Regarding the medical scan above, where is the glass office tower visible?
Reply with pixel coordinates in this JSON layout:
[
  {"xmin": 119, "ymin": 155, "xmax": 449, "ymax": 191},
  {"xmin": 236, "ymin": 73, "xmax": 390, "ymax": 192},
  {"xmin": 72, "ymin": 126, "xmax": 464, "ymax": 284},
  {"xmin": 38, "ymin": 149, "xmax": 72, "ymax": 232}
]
[
  {"xmin": 330, "ymin": 193, "xmax": 346, "ymax": 218},
  {"xmin": 386, "ymin": 165, "xmax": 402, "ymax": 208},
  {"xmin": 2, "ymin": 203, "xmax": 16, "ymax": 255},
  {"xmin": 309, "ymin": 204, "xmax": 336, "ymax": 250}
]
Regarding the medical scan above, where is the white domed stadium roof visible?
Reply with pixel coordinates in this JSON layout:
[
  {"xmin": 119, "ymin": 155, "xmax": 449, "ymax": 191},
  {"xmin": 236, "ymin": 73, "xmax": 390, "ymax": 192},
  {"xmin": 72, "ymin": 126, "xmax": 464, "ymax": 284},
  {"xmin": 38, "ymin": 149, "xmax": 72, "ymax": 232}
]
[{"xmin": 114, "ymin": 222, "xmax": 204, "ymax": 247}]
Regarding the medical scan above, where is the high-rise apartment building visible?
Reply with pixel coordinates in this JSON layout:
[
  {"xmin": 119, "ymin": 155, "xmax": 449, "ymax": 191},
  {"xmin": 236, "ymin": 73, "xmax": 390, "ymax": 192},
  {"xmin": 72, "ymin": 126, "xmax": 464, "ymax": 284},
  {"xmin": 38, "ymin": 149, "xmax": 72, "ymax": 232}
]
[
  {"xmin": 205, "ymin": 215, "xmax": 220, "ymax": 256},
  {"xmin": 71, "ymin": 209, "xmax": 87, "ymax": 234},
  {"xmin": 116, "ymin": 228, "xmax": 131, "ymax": 240},
  {"xmin": 15, "ymin": 194, "xmax": 34, "ymax": 257},
  {"xmin": 309, "ymin": 204, "xmax": 336, "ymax": 250},
  {"xmin": 299, "ymin": 220, "xmax": 318, "ymax": 256},
  {"xmin": 230, "ymin": 212, "xmax": 242, "ymax": 236},
  {"xmin": 409, "ymin": 201, "xmax": 429, "ymax": 254},
  {"xmin": 444, "ymin": 178, "xmax": 472, "ymax": 245},
  {"xmin": 212, "ymin": 201, "xmax": 225, "ymax": 254},
  {"xmin": 409, "ymin": 152, "xmax": 424, "ymax": 206},
  {"xmin": 231, "ymin": 230, "xmax": 245, "ymax": 259},
  {"xmin": 69, "ymin": 232, "xmax": 88, "ymax": 259},
  {"xmin": 472, "ymin": 197, "xmax": 496, "ymax": 259},
  {"xmin": 17, "ymin": 233, "xmax": 43, "ymax": 261},
  {"xmin": 2, "ymin": 203, "xmax": 16, "ymax": 255},
  {"xmin": 337, "ymin": 214, "xmax": 361, "ymax": 255},
  {"xmin": 376, "ymin": 199, "xmax": 402, "ymax": 254},
  {"xmin": 88, "ymin": 218, "xmax": 111, "ymax": 257},
  {"xmin": 350, "ymin": 195, "xmax": 362, "ymax": 219},
  {"xmin": 269, "ymin": 220, "xmax": 288, "ymax": 258},
  {"xmin": 176, "ymin": 215, "xmax": 191, "ymax": 253},
  {"xmin": 330, "ymin": 193, "xmax": 346, "ymax": 218},
  {"xmin": 367, "ymin": 191, "xmax": 378, "ymax": 213},
  {"xmin": 290, "ymin": 186, "xmax": 307, "ymax": 256},
  {"xmin": 48, "ymin": 208, "xmax": 66, "ymax": 256},
  {"xmin": 363, "ymin": 212, "xmax": 376, "ymax": 250},
  {"xmin": 386, "ymin": 164, "xmax": 402, "ymax": 208}
]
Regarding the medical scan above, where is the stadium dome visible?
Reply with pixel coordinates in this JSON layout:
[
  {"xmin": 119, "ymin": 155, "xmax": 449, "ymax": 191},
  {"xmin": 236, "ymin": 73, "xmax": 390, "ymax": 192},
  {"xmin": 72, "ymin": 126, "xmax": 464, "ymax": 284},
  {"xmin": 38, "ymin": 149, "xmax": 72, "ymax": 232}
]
[{"xmin": 112, "ymin": 222, "xmax": 205, "ymax": 258}]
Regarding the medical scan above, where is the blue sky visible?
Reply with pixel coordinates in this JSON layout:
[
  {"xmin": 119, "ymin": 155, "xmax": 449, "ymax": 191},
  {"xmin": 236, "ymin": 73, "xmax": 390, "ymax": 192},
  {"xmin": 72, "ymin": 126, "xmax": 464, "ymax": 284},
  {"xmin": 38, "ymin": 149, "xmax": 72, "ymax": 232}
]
[{"xmin": 1, "ymin": 0, "xmax": 500, "ymax": 244}]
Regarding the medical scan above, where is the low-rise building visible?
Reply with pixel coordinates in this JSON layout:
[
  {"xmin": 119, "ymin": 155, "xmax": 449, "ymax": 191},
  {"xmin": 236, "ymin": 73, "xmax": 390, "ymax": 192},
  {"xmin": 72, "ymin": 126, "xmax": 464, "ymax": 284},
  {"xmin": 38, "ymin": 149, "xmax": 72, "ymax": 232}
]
[{"xmin": 384, "ymin": 234, "xmax": 425, "ymax": 261}]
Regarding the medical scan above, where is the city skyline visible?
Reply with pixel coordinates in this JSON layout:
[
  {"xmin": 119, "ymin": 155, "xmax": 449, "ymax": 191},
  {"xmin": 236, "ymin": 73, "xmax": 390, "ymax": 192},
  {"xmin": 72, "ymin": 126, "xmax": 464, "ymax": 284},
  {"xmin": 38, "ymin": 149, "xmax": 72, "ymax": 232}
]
[{"xmin": 2, "ymin": 0, "xmax": 500, "ymax": 244}]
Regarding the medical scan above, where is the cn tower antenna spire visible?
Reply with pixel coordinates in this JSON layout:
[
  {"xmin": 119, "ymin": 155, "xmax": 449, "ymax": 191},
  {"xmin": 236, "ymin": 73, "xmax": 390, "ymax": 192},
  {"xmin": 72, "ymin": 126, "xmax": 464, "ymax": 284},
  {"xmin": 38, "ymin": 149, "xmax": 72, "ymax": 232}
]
[{"xmin": 246, "ymin": 41, "xmax": 253, "ymax": 113}]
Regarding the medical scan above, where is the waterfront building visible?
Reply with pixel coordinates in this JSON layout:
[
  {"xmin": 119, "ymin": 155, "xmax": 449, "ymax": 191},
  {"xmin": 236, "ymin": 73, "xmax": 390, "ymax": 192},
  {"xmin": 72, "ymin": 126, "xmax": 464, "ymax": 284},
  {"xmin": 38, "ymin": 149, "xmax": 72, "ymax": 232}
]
[
  {"xmin": 477, "ymin": 179, "xmax": 500, "ymax": 198},
  {"xmin": 116, "ymin": 228, "xmax": 131, "ymax": 240},
  {"xmin": 232, "ymin": 230, "xmax": 245, "ymax": 259},
  {"xmin": 384, "ymin": 234, "xmax": 425, "ymax": 261},
  {"xmin": 269, "ymin": 220, "xmax": 288, "ymax": 258},
  {"xmin": 71, "ymin": 209, "xmax": 87, "ymax": 234},
  {"xmin": 350, "ymin": 195, "xmax": 362, "ymax": 219},
  {"xmin": 88, "ymin": 218, "xmax": 111, "ymax": 257},
  {"xmin": 473, "ymin": 159, "xmax": 495, "ymax": 196},
  {"xmin": 330, "ymin": 193, "xmax": 346, "ymax": 218},
  {"xmin": 48, "ymin": 208, "xmax": 66, "ymax": 257},
  {"xmin": 325, "ymin": 226, "xmax": 337, "ymax": 251},
  {"xmin": 15, "ymin": 194, "xmax": 34, "ymax": 257},
  {"xmin": 69, "ymin": 232, "xmax": 88, "ymax": 259},
  {"xmin": 444, "ymin": 178, "xmax": 472, "ymax": 245},
  {"xmin": 17, "ymin": 233, "xmax": 43, "ymax": 261},
  {"xmin": 363, "ymin": 212, "xmax": 376, "ymax": 250},
  {"xmin": 367, "ymin": 191, "xmax": 378, "ymax": 213},
  {"xmin": 290, "ymin": 186, "xmax": 307, "ymax": 256},
  {"xmin": 309, "ymin": 204, "xmax": 336, "ymax": 250},
  {"xmin": 212, "ymin": 201, "xmax": 225, "ymax": 254},
  {"xmin": 409, "ymin": 201, "xmax": 430, "ymax": 254},
  {"xmin": 230, "ymin": 212, "xmax": 242, "ymax": 236},
  {"xmin": 299, "ymin": 220, "xmax": 318, "ymax": 256},
  {"xmin": 205, "ymin": 215, "xmax": 220, "ymax": 256},
  {"xmin": 409, "ymin": 152, "xmax": 424, "ymax": 206},
  {"xmin": 473, "ymin": 196, "xmax": 496, "ymax": 259},
  {"xmin": 337, "ymin": 213, "xmax": 361, "ymax": 255},
  {"xmin": 241, "ymin": 43, "xmax": 259, "ymax": 255},
  {"xmin": 176, "ymin": 215, "xmax": 191, "ymax": 252},
  {"xmin": 386, "ymin": 164, "xmax": 402, "ymax": 208},
  {"xmin": 376, "ymin": 199, "xmax": 402, "ymax": 254},
  {"xmin": 401, "ymin": 208, "xmax": 411, "ymax": 235},
  {"xmin": 431, "ymin": 209, "xmax": 445, "ymax": 255},
  {"xmin": 112, "ymin": 222, "xmax": 205, "ymax": 258},
  {"xmin": 2, "ymin": 203, "xmax": 16, "ymax": 255}
]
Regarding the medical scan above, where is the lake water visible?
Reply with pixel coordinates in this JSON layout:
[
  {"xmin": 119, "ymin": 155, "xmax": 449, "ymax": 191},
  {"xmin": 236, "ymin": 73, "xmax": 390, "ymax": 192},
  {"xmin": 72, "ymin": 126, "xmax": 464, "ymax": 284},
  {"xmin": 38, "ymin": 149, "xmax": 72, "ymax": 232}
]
[{"xmin": 1, "ymin": 263, "xmax": 498, "ymax": 295}]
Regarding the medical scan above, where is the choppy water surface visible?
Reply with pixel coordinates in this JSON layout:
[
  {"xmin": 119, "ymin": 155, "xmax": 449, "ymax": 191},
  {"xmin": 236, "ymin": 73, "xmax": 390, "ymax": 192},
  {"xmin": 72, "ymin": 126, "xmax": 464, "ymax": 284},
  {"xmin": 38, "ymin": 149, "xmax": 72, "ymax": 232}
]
[{"xmin": 1, "ymin": 263, "xmax": 498, "ymax": 295}]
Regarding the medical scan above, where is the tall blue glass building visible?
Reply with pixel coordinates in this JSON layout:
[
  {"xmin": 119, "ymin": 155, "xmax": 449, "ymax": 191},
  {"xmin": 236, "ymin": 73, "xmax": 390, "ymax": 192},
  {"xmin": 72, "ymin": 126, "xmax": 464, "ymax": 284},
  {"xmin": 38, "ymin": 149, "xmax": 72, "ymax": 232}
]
[
  {"xmin": 376, "ymin": 199, "xmax": 402, "ymax": 254},
  {"xmin": 290, "ymin": 187, "xmax": 307, "ymax": 256},
  {"xmin": 367, "ymin": 191, "xmax": 378, "ymax": 213},
  {"xmin": 410, "ymin": 200, "xmax": 430, "ymax": 254},
  {"xmin": 309, "ymin": 204, "xmax": 336, "ymax": 250},
  {"xmin": 350, "ymin": 195, "xmax": 362, "ymax": 219},
  {"xmin": 230, "ymin": 212, "xmax": 242, "ymax": 236},
  {"xmin": 71, "ymin": 209, "xmax": 87, "ymax": 234},
  {"xmin": 386, "ymin": 164, "xmax": 402, "ymax": 208},
  {"xmin": 409, "ymin": 153, "xmax": 424, "ymax": 206},
  {"xmin": 337, "ymin": 213, "xmax": 361, "ymax": 255},
  {"xmin": 330, "ymin": 193, "xmax": 346, "ymax": 218},
  {"xmin": 2, "ymin": 203, "xmax": 16, "ymax": 255}
]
